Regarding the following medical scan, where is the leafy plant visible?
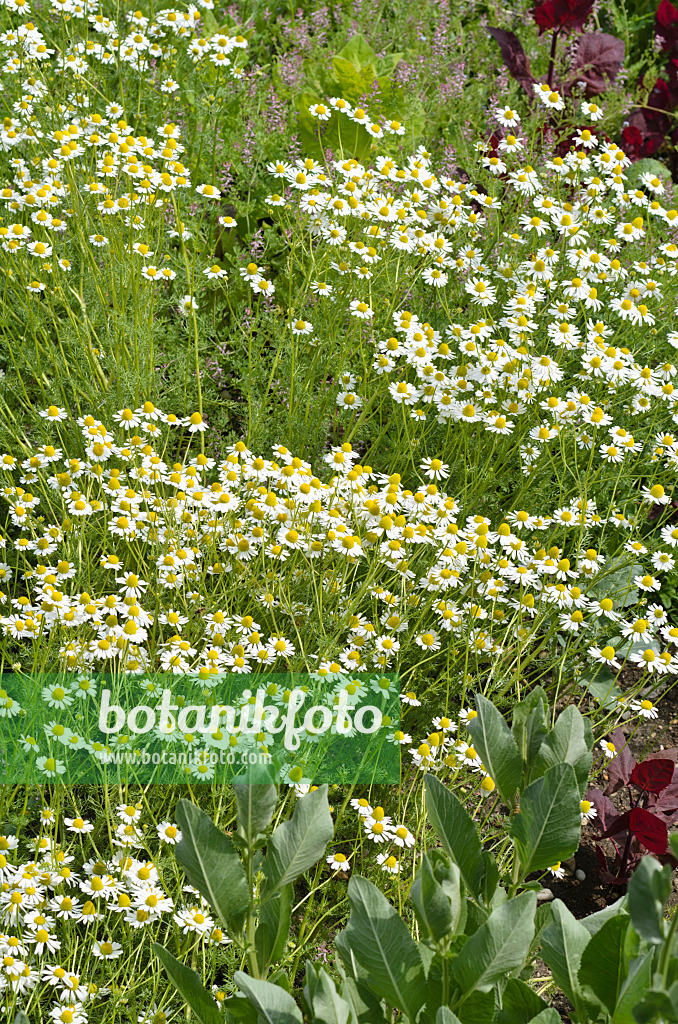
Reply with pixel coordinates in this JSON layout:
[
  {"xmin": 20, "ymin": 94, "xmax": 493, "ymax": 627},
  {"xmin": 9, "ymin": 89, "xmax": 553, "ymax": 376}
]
[
  {"xmin": 621, "ymin": 0, "xmax": 678, "ymax": 162},
  {"xmin": 151, "ymin": 694, "xmax": 678, "ymax": 1024},
  {"xmin": 540, "ymin": 847, "xmax": 678, "ymax": 1023},
  {"xmin": 587, "ymin": 728, "xmax": 678, "ymax": 884},
  {"xmin": 154, "ymin": 691, "xmax": 595, "ymax": 1023},
  {"xmin": 154, "ymin": 780, "xmax": 333, "ymax": 1006},
  {"xmin": 225, "ymin": 829, "xmax": 678, "ymax": 1024},
  {"xmin": 294, "ymin": 33, "xmax": 408, "ymax": 160},
  {"xmin": 487, "ymin": 0, "xmax": 624, "ymax": 101},
  {"xmin": 436, "ymin": 688, "xmax": 593, "ymax": 895}
]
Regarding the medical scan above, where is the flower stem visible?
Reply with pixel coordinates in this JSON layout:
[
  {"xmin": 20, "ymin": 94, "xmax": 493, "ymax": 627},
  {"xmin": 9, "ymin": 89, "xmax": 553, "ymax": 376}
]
[{"xmin": 547, "ymin": 28, "xmax": 560, "ymax": 88}]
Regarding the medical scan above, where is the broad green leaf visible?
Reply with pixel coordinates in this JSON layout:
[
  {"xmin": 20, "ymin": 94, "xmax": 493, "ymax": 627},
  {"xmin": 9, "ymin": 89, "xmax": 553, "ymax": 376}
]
[
  {"xmin": 234, "ymin": 973, "xmax": 302, "ymax": 1024},
  {"xmin": 533, "ymin": 705, "xmax": 592, "ymax": 795},
  {"xmin": 302, "ymin": 963, "xmax": 352, "ymax": 1024},
  {"xmin": 455, "ymin": 991, "xmax": 496, "ymax": 1024},
  {"xmin": 201, "ymin": 8, "xmax": 218, "ymax": 34},
  {"xmin": 256, "ymin": 883, "xmax": 293, "ymax": 971},
  {"xmin": 425, "ymin": 775, "xmax": 498, "ymax": 902},
  {"xmin": 175, "ymin": 799, "xmax": 249, "ymax": 933},
  {"xmin": 612, "ymin": 951, "xmax": 654, "ymax": 1024},
  {"xmin": 262, "ymin": 786, "xmax": 333, "ymax": 896},
  {"xmin": 335, "ymin": 875, "xmax": 427, "ymax": 1021},
  {"xmin": 331, "ymin": 57, "xmax": 375, "ymax": 100},
  {"xmin": 510, "ymin": 763, "xmax": 581, "ymax": 876},
  {"xmin": 581, "ymin": 896, "xmax": 627, "ymax": 936},
  {"xmin": 632, "ymin": 986, "xmax": 678, "ymax": 1023},
  {"xmin": 626, "ymin": 157, "xmax": 672, "ymax": 186},
  {"xmin": 589, "ymin": 557, "xmax": 644, "ymax": 609},
  {"xmin": 531, "ymin": 903, "xmax": 554, "ymax": 955},
  {"xmin": 464, "ymin": 899, "xmax": 489, "ymax": 936},
  {"xmin": 425, "ymin": 773, "xmax": 481, "ymax": 876},
  {"xmin": 410, "ymin": 854, "xmax": 461, "ymax": 945},
  {"xmin": 578, "ymin": 915, "xmax": 631, "ymax": 1015},
  {"xmin": 496, "ymin": 977, "xmax": 550, "ymax": 1024},
  {"xmin": 581, "ymin": 667, "xmax": 623, "ymax": 711},
  {"xmin": 438, "ymin": 858, "xmax": 467, "ymax": 934},
  {"xmin": 335, "ymin": 33, "xmax": 377, "ymax": 68},
  {"xmin": 452, "ymin": 890, "xmax": 536, "ymax": 996},
  {"xmin": 540, "ymin": 901, "xmax": 592, "ymax": 1020},
  {"xmin": 467, "ymin": 695, "xmax": 522, "ymax": 807},
  {"xmin": 335, "ymin": 963, "xmax": 389, "ymax": 1024},
  {"xmin": 478, "ymin": 853, "xmax": 501, "ymax": 906},
  {"xmin": 374, "ymin": 53, "xmax": 403, "ymax": 78},
  {"xmin": 436, "ymin": 1008, "xmax": 463, "ymax": 1024},
  {"xmin": 414, "ymin": 949, "xmax": 443, "ymax": 1017},
  {"xmin": 628, "ymin": 856, "xmax": 671, "ymax": 945},
  {"xmin": 224, "ymin": 994, "xmax": 259, "ymax": 1024},
  {"xmin": 266, "ymin": 970, "xmax": 292, "ymax": 993},
  {"xmin": 14, "ymin": 1014, "xmax": 30, "ymax": 1024},
  {"xmin": 511, "ymin": 687, "xmax": 548, "ymax": 776},
  {"xmin": 234, "ymin": 780, "xmax": 278, "ymax": 845},
  {"xmin": 153, "ymin": 943, "xmax": 222, "ymax": 1024},
  {"xmin": 526, "ymin": 1013, "xmax": 560, "ymax": 1024}
]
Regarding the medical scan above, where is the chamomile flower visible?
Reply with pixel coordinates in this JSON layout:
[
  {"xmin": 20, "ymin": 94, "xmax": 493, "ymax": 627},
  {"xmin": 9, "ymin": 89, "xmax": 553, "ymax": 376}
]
[
  {"xmin": 391, "ymin": 825, "xmax": 415, "ymax": 848},
  {"xmin": 580, "ymin": 799, "xmax": 597, "ymax": 821},
  {"xmin": 588, "ymin": 644, "xmax": 621, "ymax": 670},
  {"xmin": 349, "ymin": 299, "xmax": 374, "ymax": 319},
  {"xmin": 203, "ymin": 264, "xmax": 227, "ymax": 280},
  {"xmin": 420, "ymin": 457, "xmax": 449, "ymax": 480},
  {"xmin": 326, "ymin": 852, "xmax": 350, "ymax": 871},
  {"xmin": 350, "ymin": 797, "xmax": 373, "ymax": 816},
  {"xmin": 363, "ymin": 818, "xmax": 392, "ymax": 843},
  {"xmin": 36, "ymin": 756, "xmax": 66, "ymax": 777},
  {"xmin": 631, "ymin": 698, "xmax": 659, "ymax": 718},
  {"xmin": 582, "ymin": 101, "xmax": 603, "ymax": 121},
  {"xmin": 92, "ymin": 939, "xmax": 123, "ymax": 959},
  {"xmin": 496, "ymin": 107, "xmax": 521, "ymax": 127},
  {"xmin": 377, "ymin": 853, "xmax": 400, "ymax": 873},
  {"xmin": 534, "ymin": 83, "xmax": 565, "ymax": 110},
  {"xmin": 308, "ymin": 102, "xmax": 331, "ymax": 121},
  {"xmin": 65, "ymin": 816, "xmax": 94, "ymax": 834},
  {"xmin": 157, "ymin": 822, "xmax": 182, "ymax": 844}
]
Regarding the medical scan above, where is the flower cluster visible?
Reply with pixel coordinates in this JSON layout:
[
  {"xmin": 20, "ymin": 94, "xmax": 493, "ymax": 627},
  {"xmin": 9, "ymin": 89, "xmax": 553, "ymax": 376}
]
[
  {"xmin": 0, "ymin": 802, "xmax": 228, "ymax": 1020},
  {"xmin": 267, "ymin": 124, "xmax": 678, "ymax": 486},
  {"xmin": 1, "ymin": 405, "xmax": 676, "ymax": 704},
  {"xmin": 0, "ymin": 0, "xmax": 249, "ymax": 307}
]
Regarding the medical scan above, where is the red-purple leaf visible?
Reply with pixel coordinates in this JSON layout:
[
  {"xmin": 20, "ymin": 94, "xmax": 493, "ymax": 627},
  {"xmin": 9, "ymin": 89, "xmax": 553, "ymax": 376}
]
[
  {"xmin": 532, "ymin": 0, "xmax": 564, "ymax": 32},
  {"xmin": 605, "ymin": 728, "xmax": 636, "ymax": 795},
  {"xmin": 532, "ymin": 0, "xmax": 594, "ymax": 33},
  {"xmin": 657, "ymin": 0, "xmax": 678, "ymax": 52},
  {"xmin": 570, "ymin": 32, "xmax": 625, "ymax": 96},
  {"xmin": 657, "ymin": 0, "xmax": 678, "ymax": 28},
  {"xmin": 630, "ymin": 758, "xmax": 675, "ymax": 795},
  {"xmin": 587, "ymin": 787, "xmax": 621, "ymax": 833},
  {"xmin": 629, "ymin": 807, "xmax": 668, "ymax": 855},
  {"xmin": 594, "ymin": 844, "xmax": 625, "ymax": 885},
  {"xmin": 601, "ymin": 809, "xmax": 630, "ymax": 840},
  {"xmin": 645, "ymin": 748, "xmax": 678, "ymax": 764},
  {"xmin": 621, "ymin": 117, "xmax": 665, "ymax": 159},
  {"xmin": 486, "ymin": 28, "xmax": 535, "ymax": 97},
  {"xmin": 651, "ymin": 780, "xmax": 678, "ymax": 822}
]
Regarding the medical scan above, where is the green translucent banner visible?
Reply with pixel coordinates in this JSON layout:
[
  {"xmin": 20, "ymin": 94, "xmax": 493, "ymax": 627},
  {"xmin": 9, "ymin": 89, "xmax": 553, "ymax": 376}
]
[{"xmin": 0, "ymin": 672, "xmax": 400, "ymax": 784}]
